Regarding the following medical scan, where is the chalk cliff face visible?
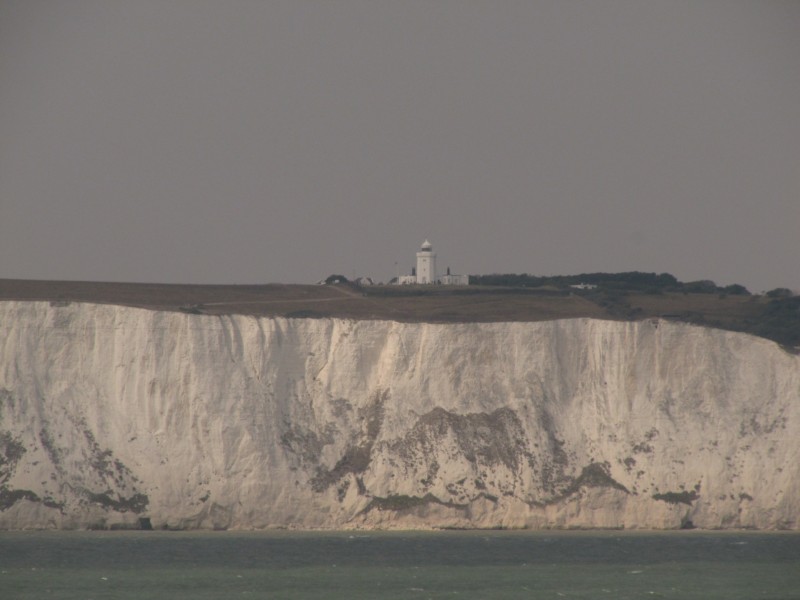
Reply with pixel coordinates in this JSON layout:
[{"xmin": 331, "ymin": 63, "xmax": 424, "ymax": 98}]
[{"xmin": 1, "ymin": 301, "xmax": 798, "ymax": 530}]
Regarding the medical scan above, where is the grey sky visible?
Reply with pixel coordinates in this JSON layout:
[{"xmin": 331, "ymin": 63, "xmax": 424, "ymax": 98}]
[{"xmin": 1, "ymin": 1, "xmax": 798, "ymax": 292}]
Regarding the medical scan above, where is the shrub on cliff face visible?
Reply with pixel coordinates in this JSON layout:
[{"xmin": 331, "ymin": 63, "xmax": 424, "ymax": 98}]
[
  {"xmin": 0, "ymin": 431, "xmax": 25, "ymax": 484},
  {"xmin": 653, "ymin": 490, "xmax": 698, "ymax": 505}
]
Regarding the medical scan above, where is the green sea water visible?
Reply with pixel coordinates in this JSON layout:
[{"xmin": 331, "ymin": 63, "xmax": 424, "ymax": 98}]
[{"xmin": 1, "ymin": 530, "xmax": 799, "ymax": 599}]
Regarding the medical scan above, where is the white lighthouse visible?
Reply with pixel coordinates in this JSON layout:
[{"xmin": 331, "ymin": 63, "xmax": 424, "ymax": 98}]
[
  {"xmin": 416, "ymin": 240, "xmax": 436, "ymax": 284},
  {"xmin": 396, "ymin": 239, "xmax": 467, "ymax": 285}
]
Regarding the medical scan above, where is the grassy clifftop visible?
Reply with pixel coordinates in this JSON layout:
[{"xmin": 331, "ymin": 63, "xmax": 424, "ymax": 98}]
[{"xmin": 1, "ymin": 278, "xmax": 797, "ymax": 348}]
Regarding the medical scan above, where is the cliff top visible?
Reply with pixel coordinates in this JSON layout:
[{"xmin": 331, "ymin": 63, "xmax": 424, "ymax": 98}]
[{"xmin": 1, "ymin": 278, "xmax": 798, "ymax": 348}]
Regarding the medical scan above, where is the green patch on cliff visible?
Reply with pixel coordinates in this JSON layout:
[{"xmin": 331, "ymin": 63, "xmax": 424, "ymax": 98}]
[
  {"xmin": 653, "ymin": 490, "xmax": 698, "ymax": 505},
  {"xmin": 0, "ymin": 488, "xmax": 39, "ymax": 511},
  {"xmin": 0, "ymin": 431, "xmax": 26, "ymax": 484},
  {"xmin": 542, "ymin": 463, "xmax": 629, "ymax": 506},
  {"xmin": 311, "ymin": 391, "xmax": 386, "ymax": 492},
  {"xmin": 85, "ymin": 491, "xmax": 149, "ymax": 513},
  {"xmin": 363, "ymin": 493, "xmax": 467, "ymax": 513}
]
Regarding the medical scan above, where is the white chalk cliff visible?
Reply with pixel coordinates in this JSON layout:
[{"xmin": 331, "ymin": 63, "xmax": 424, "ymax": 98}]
[{"xmin": 0, "ymin": 301, "xmax": 798, "ymax": 530}]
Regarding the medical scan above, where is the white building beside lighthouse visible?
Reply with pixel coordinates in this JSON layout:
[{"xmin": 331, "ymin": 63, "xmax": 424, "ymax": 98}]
[{"xmin": 397, "ymin": 240, "xmax": 469, "ymax": 285}]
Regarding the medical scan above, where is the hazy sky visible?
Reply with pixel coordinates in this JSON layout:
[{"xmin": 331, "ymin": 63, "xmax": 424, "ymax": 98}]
[{"xmin": 1, "ymin": 1, "xmax": 798, "ymax": 292}]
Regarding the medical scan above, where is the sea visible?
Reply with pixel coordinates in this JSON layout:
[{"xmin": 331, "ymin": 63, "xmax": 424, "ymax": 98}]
[{"xmin": 1, "ymin": 530, "xmax": 799, "ymax": 599}]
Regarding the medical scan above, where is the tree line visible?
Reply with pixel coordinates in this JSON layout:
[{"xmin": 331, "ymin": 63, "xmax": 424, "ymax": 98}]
[{"xmin": 469, "ymin": 271, "xmax": 752, "ymax": 296}]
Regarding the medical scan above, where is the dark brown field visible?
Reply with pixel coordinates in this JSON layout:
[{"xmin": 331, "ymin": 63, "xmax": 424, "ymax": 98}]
[{"xmin": 0, "ymin": 278, "xmax": 769, "ymax": 327}]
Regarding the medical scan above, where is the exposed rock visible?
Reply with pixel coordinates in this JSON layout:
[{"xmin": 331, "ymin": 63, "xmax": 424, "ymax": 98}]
[{"xmin": 0, "ymin": 301, "xmax": 798, "ymax": 530}]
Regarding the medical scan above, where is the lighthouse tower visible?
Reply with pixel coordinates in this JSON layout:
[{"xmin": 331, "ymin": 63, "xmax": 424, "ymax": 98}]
[{"xmin": 416, "ymin": 240, "xmax": 437, "ymax": 284}]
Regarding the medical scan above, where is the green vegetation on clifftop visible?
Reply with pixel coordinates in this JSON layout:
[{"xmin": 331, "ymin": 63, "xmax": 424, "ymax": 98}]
[{"xmin": 1, "ymin": 275, "xmax": 797, "ymax": 348}]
